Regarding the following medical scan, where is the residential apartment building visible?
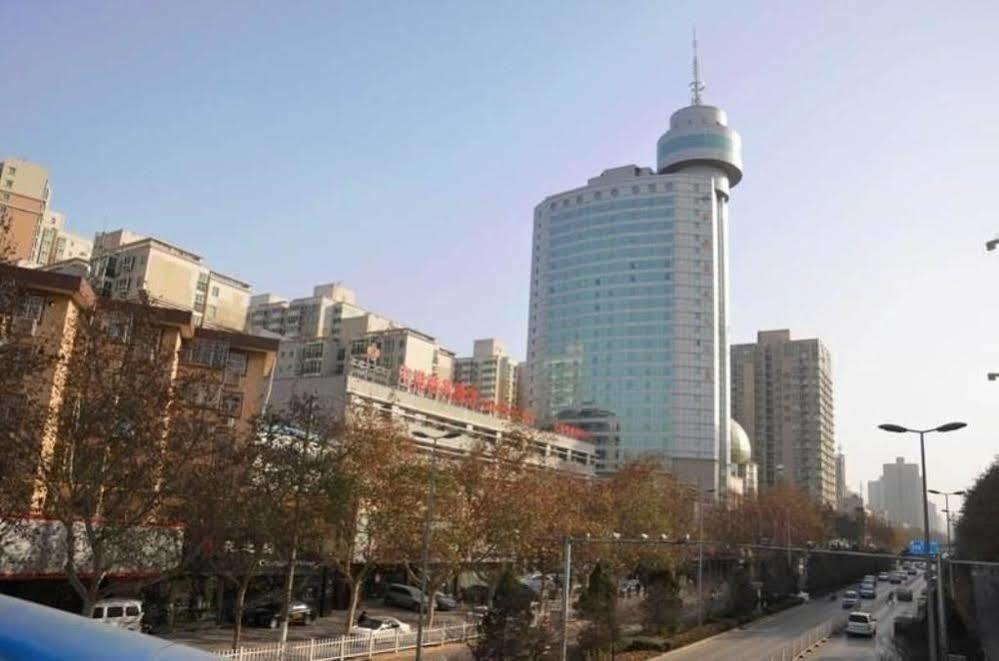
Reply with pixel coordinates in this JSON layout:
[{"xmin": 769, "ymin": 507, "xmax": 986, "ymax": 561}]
[
  {"xmin": 29, "ymin": 210, "xmax": 93, "ymax": 267},
  {"xmin": 90, "ymin": 229, "xmax": 251, "ymax": 331},
  {"xmin": 835, "ymin": 450, "xmax": 847, "ymax": 511},
  {"xmin": 453, "ymin": 338, "xmax": 519, "ymax": 410},
  {"xmin": 0, "ymin": 158, "xmax": 50, "ymax": 263},
  {"xmin": 731, "ymin": 330, "xmax": 836, "ymax": 506},
  {"xmin": 868, "ymin": 457, "xmax": 932, "ymax": 531},
  {"xmin": 0, "ymin": 263, "xmax": 278, "ymax": 513},
  {"xmin": 247, "ymin": 282, "xmax": 357, "ymax": 339}
]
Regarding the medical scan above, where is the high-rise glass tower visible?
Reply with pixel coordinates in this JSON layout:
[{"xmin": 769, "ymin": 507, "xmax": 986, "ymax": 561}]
[{"xmin": 525, "ymin": 43, "xmax": 743, "ymax": 491}]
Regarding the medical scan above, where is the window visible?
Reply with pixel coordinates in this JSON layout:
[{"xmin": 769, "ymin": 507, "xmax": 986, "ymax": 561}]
[
  {"xmin": 107, "ymin": 606, "xmax": 124, "ymax": 618},
  {"xmin": 102, "ymin": 311, "xmax": 133, "ymax": 343},
  {"xmin": 183, "ymin": 338, "xmax": 229, "ymax": 368},
  {"xmin": 226, "ymin": 351, "xmax": 247, "ymax": 375},
  {"xmin": 221, "ymin": 392, "xmax": 243, "ymax": 418},
  {"xmin": 92, "ymin": 608, "xmax": 104, "ymax": 619},
  {"xmin": 7, "ymin": 167, "xmax": 15, "ymax": 175},
  {"xmin": 16, "ymin": 295, "xmax": 45, "ymax": 321},
  {"xmin": 211, "ymin": 286, "xmax": 220, "ymax": 297},
  {"xmin": 125, "ymin": 606, "xmax": 140, "ymax": 616},
  {"xmin": 4, "ymin": 180, "xmax": 12, "ymax": 188},
  {"xmin": 196, "ymin": 273, "xmax": 209, "ymax": 292}
]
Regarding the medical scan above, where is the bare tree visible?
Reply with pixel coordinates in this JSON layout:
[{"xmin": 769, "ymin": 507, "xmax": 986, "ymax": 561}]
[{"xmin": 0, "ymin": 297, "xmax": 221, "ymax": 615}]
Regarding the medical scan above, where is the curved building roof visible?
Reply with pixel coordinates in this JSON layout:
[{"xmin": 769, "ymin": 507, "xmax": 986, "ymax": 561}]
[{"xmin": 730, "ymin": 419, "xmax": 753, "ymax": 465}]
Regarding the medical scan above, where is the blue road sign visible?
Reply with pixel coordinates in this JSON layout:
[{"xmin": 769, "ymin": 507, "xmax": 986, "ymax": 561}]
[{"xmin": 908, "ymin": 540, "xmax": 939, "ymax": 556}]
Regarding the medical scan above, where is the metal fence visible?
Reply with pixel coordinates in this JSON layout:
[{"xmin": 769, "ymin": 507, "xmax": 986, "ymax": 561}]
[
  {"xmin": 216, "ymin": 622, "xmax": 478, "ymax": 661},
  {"xmin": 765, "ymin": 619, "xmax": 834, "ymax": 661}
]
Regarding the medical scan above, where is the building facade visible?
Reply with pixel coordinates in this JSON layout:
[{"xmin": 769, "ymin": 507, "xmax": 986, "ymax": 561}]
[
  {"xmin": 90, "ymin": 229, "xmax": 251, "ymax": 331},
  {"xmin": 453, "ymin": 338, "xmax": 520, "ymax": 410},
  {"xmin": 835, "ymin": 450, "xmax": 847, "ymax": 511},
  {"xmin": 29, "ymin": 210, "xmax": 93, "ymax": 267},
  {"xmin": 0, "ymin": 158, "xmax": 50, "ymax": 263},
  {"xmin": 731, "ymin": 330, "xmax": 836, "ymax": 505},
  {"xmin": 524, "ymin": 63, "xmax": 743, "ymax": 492},
  {"xmin": 247, "ymin": 282, "xmax": 357, "ymax": 339},
  {"xmin": 868, "ymin": 457, "xmax": 924, "ymax": 530},
  {"xmin": 0, "ymin": 263, "xmax": 278, "ymax": 511}
]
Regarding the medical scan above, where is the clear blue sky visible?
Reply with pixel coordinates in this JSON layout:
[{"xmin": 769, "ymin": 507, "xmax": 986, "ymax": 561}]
[{"xmin": 4, "ymin": 1, "xmax": 998, "ymax": 502}]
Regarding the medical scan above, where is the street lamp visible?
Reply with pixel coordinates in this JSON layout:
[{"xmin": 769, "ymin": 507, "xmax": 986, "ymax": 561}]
[
  {"xmin": 928, "ymin": 489, "xmax": 965, "ymax": 596},
  {"xmin": 878, "ymin": 421, "xmax": 967, "ymax": 661},
  {"xmin": 411, "ymin": 429, "xmax": 461, "ymax": 661}
]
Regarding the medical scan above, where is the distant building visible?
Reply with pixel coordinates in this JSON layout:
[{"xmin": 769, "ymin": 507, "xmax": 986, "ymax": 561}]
[
  {"xmin": 835, "ymin": 450, "xmax": 847, "ymax": 511},
  {"xmin": 267, "ymin": 288, "xmax": 594, "ymax": 475},
  {"xmin": 0, "ymin": 158, "xmax": 90, "ymax": 267},
  {"xmin": 90, "ymin": 229, "xmax": 251, "ymax": 331},
  {"xmin": 453, "ymin": 339, "xmax": 520, "ymax": 410},
  {"xmin": 246, "ymin": 282, "xmax": 357, "ymax": 339},
  {"xmin": 869, "ymin": 457, "xmax": 923, "ymax": 529},
  {"xmin": 731, "ymin": 329, "xmax": 837, "ymax": 506}
]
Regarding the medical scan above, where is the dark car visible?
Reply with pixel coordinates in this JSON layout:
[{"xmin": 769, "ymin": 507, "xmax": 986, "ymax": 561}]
[
  {"xmin": 897, "ymin": 588, "xmax": 913, "ymax": 602},
  {"xmin": 435, "ymin": 593, "xmax": 458, "ymax": 611},
  {"xmin": 384, "ymin": 584, "xmax": 426, "ymax": 611},
  {"xmin": 243, "ymin": 601, "xmax": 315, "ymax": 628}
]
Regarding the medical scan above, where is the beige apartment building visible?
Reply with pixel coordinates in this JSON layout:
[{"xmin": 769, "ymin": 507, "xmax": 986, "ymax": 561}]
[
  {"xmin": 453, "ymin": 338, "xmax": 519, "ymax": 410},
  {"xmin": 0, "ymin": 263, "xmax": 279, "ymax": 513},
  {"xmin": 247, "ymin": 282, "xmax": 357, "ymax": 339},
  {"xmin": 731, "ymin": 329, "xmax": 836, "ymax": 506},
  {"xmin": 91, "ymin": 229, "xmax": 251, "ymax": 331},
  {"xmin": 0, "ymin": 158, "xmax": 91, "ymax": 267}
]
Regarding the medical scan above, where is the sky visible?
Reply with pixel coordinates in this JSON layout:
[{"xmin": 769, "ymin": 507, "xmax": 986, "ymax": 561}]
[{"xmin": 3, "ymin": 1, "xmax": 997, "ymax": 503}]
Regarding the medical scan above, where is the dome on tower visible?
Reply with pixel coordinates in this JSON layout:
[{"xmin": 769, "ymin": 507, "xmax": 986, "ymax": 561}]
[
  {"xmin": 657, "ymin": 105, "xmax": 743, "ymax": 186},
  {"xmin": 730, "ymin": 419, "xmax": 752, "ymax": 465}
]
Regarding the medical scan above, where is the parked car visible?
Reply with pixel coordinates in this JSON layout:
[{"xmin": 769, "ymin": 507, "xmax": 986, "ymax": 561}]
[
  {"xmin": 384, "ymin": 584, "xmax": 426, "ymax": 611},
  {"xmin": 243, "ymin": 601, "xmax": 315, "ymax": 628},
  {"xmin": 351, "ymin": 616, "xmax": 412, "ymax": 637},
  {"xmin": 878, "ymin": 572, "xmax": 890, "ymax": 581},
  {"xmin": 897, "ymin": 587, "xmax": 913, "ymax": 602},
  {"xmin": 859, "ymin": 584, "xmax": 876, "ymax": 599},
  {"xmin": 91, "ymin": 599, "xmax": 144, "ymax": 632},
  {"xmin": 889, "ymin": 572, "xmax": 903, "ymax": 584},
  {"xmin": 907, "ymin": 568, "xmax": 917, "ymax": 575},
  {"xmin": 841, "ymin": 590, "xmax": 859, "ymax": 609},
  {"xmin": 435, "ymin": 593, "xmax": 458, "ymax": 611},
  {"xmin": 846, "ymin": 612, "xmax": 877, "ymax": 637}
]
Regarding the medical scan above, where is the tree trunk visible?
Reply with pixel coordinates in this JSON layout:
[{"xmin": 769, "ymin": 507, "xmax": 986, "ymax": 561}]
[
  {"xmin": 231, "ymin": 579, "xmax": 249, "ymax": 650},
  {"xmin": 426, "ymin": 587, "xmax": 438, "ymax": 629},
  {"xmin": 344, "ymin": 568, "xmax": 368, "ymax": 634},
  {"xmin": 279, "ymin": 535, "xmax": 298, "ymax": 644}
]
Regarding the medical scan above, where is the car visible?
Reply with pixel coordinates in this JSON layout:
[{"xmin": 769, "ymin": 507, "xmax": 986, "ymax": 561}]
[
  {"xmin": 859, "ymin": 584, "xmax": 876, "ymax": 599},
  {"xmin": 863, "ymin": 574, "xmax": 877, "ymax": 586},
  {"xmin": 91, "ymin": 599, "xmax": 144, "ymax": 632},
  {"xmin": 846, "ymin": 611, "xmax": 877, "ymax": 637},
  {"xmin": 351, "ymin": 616, "xmax": 412, "ymax": 637},
  {"xmin": 435, "ymin": 593, "xmax": 458, "ymax": 611},
  {"xmin": 907, "ymin": 568, "xmax": 917, "ymax": 575},
  {"xmin": 384, "ymin": 584, "xmax": 427, "ymax": 611},
  {"xmin": 878, "ymin": 572, "xmax": 890, "ymax": 581},
  {"xmin": 841, "ymin": 590, "xmax": 859, "ymax": 609},
  {"xmin": 243, "ymin": 601, "xmax": 315, "ymax": 628},
  {"xmin": 897, "ymin": 588, "xmax": 913, "ymax": 602},
  {"xmin": 889, "ymin": 573, "xmax": 903, "ymax": 584},
  {"xmin": 794, "ymin": 591, "xmax": 811, "ymax": 602}
]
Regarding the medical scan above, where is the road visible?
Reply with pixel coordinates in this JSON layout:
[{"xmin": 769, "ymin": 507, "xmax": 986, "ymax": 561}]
[
  {"xmin": 655, "ymin": 574, "xmax": 924, "ymax": 661},
  {"xmin": 812, "ymin": 575, "xmax": 925, "ymax": 661}
]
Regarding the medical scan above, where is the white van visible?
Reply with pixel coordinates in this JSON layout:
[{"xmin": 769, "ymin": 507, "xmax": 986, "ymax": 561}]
[{"xmin": 92, "ymin": 599, "xmax": 144, "ymax": 631}]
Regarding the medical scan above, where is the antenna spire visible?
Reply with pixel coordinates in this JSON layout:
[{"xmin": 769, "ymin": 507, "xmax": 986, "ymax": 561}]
[{"xmin": 690, "ymin": 27, "xmax": 705, "ymax": 105}]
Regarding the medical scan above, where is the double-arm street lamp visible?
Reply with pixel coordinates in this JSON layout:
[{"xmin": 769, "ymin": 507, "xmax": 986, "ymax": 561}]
[
  {"xmin": 411, "ymin": 428, "xmax": 461, "ymax": 661},
  {"xmin": 878, "ymin": 421, "xmax": 967, "ymax": 661},
  {"xmin": 928, "ymin": 489, "xmax": 965, "ymax": 596}
]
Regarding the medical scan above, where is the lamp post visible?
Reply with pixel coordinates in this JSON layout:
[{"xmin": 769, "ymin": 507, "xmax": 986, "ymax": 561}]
[
  {"xmin": 697, "ymin": 485, "xmax": 717, "ymax": 625},
  {"xmin": 928, "ymin": 489, "xmax": 965, "ymax": 596},
  {"xmin": 878, "ymin": 421, "xmax": 967, "ymax": 661},
  {"xmin": 411, "ymin": 429, "xmax": 461, "ymax": 661}
]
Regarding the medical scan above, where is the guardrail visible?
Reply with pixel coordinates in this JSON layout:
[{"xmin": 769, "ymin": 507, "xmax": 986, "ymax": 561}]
[
  {"xmin": 765, "ymin": 619, "xmax": 834, "ymax": 661},
  {"xmin": 216, "ymin": 622, "xmax": 477, "ymax": 661}
]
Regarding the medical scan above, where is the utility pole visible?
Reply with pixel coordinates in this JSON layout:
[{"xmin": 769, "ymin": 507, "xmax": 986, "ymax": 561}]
[{"xmin": 560, "ymin": 536, "xmax": 572, "ymax": 661}]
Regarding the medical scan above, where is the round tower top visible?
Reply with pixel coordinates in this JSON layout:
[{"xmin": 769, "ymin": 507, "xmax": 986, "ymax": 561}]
[{"xmin": 656, "ymin": 104, "xmax": 743, "ymax": 186}]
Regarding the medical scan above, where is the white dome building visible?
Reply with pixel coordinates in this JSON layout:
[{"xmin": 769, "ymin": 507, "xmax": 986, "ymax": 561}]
[{"xmin": 728, "ymin": 419, "xmax": 758, "ymax": 496}]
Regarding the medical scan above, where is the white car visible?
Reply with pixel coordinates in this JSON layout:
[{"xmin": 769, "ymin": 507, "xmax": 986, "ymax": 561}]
[
  {"xmin": 846, "ymin": 611, "xmax": 877, "ymax": 637},
  {"xmin": 91, "ymin": 599, "xmax": 144, "ymax": 632},
  {"xmin": 351, "ymin": 616, "xmax": 412, "ymax": 638}
]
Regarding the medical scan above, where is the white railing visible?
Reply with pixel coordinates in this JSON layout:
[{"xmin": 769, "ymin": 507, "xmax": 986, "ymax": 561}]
[
  {"xmin": 216, "ymin": 622, "xmax": 478, "ymax": 661},
  {"xmin": 765, "ymin": 619, "xmax": 834, "ymax": 661}
]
